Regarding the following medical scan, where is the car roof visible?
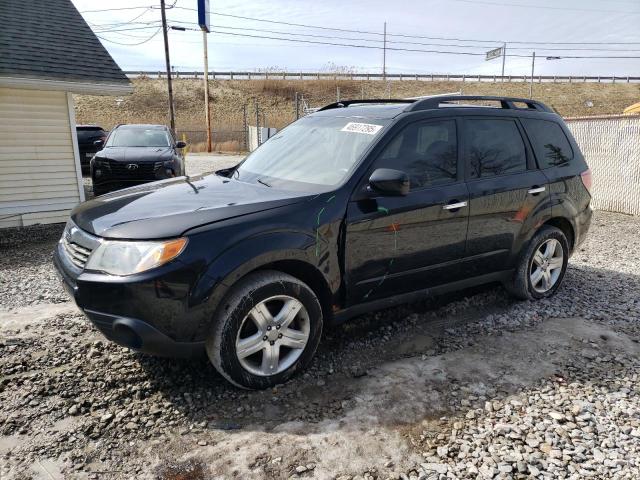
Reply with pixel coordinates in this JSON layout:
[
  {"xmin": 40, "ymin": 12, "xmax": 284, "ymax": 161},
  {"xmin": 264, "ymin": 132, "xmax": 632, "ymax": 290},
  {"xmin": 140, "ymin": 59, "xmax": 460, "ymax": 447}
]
[
  {"xmin": 311, "ymin": 103, "xmax": 408, "ymax": 119},
  {"xmin": 313, "ymin": 96, "xmax": 554, "ymax": 119},
  {"xmin": 115, "ymin": 124, "xmax": 168, "ymax": 129}
]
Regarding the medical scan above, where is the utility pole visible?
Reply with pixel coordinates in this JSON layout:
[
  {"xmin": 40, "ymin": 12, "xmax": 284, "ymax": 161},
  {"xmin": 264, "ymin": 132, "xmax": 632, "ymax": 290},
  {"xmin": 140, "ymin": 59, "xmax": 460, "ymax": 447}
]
[
  {"xmin": 242, "ymin": 103, "xmax": 248, "ymax": 151},
  {"xmin": 382, "ymin": 22, "xmax": 387, "ymax": 80},
  {"xmin": 160, "ymin": 0, "xmax": 175, "ymax": 131},
  {"xmin": 255, "ymin": 99, "xmax": 260, "ymax": 147},
  {"xmin": 501, "ymin": 42, "xmax": 507, "ymax": 81},
  {"xmin": 202, "ymin": 30, "xmax": 212, "ymax": 152},
  {"xmin": 529, "ymin": 51, "xmax": 536, "ymax": 98}
]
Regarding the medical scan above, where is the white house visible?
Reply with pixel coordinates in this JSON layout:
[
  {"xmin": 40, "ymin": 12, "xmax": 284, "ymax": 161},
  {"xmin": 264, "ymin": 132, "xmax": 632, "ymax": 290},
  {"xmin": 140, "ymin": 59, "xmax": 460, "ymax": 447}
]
[{"xmin": 0, "ymin": 0, "xmax": 132, "ymax": 228}]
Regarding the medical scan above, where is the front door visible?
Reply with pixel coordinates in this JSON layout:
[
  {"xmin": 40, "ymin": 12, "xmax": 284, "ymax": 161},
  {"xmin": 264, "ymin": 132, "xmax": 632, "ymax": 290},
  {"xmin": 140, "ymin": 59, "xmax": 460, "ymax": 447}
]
[{"xmin": 345, "ymin": 118, "xmax": 469, "ymax": 304}]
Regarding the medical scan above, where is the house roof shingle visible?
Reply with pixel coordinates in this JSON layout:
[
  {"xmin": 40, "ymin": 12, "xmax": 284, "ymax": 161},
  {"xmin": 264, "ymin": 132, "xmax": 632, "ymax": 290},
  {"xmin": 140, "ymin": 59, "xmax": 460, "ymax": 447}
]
[{"xmin": 0, "ymin": 0, "xmax": 130, "ymax": 87}]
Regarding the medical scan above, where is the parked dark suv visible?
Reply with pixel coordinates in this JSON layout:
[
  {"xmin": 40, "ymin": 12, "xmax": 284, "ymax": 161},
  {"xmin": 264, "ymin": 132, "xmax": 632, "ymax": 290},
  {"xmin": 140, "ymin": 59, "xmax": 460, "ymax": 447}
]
[
  {"xmin": 76, "ymin": 125, "xmax": 107, "ymax": 171},
  {"xmin": 54, "ymin": 96, "xmax": 592, "ymax": 389},
  {"xmin": 90, "ymin": 124, "xmax": 186, "ymax": 196}
]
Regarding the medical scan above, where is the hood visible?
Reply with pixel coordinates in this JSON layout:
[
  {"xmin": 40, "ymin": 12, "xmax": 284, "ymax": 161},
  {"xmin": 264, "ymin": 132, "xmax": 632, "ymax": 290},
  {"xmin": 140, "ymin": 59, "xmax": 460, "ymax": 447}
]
[
  {"xmin": 98, "ymin": 146, "xmax": 174, "ymax": 162},
  {"xmin": 72, "ymin": 174, "xmax": 312, "ymax": 239}
]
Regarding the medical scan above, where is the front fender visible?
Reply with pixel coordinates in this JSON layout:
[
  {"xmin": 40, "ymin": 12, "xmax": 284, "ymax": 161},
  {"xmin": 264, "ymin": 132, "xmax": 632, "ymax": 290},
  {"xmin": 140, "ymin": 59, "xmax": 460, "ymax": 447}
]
[{"xmin": 189, "ymin": 230, "xmax": 339, "ymax": 340}]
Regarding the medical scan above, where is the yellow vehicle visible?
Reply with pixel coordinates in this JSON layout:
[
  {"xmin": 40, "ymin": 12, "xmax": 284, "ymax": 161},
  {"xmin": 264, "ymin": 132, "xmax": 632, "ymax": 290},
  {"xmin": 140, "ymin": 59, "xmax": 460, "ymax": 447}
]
[{"xmin": 623, "ymin": 101, "xmax": 640, "ymax": 115}]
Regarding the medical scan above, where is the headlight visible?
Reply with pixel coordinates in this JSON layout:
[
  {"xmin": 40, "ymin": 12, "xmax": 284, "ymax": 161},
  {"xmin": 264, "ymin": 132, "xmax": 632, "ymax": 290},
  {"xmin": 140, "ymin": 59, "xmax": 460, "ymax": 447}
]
[{"xmin": 85, "ymin": 238, "xmax": 188, "ymax": 276}]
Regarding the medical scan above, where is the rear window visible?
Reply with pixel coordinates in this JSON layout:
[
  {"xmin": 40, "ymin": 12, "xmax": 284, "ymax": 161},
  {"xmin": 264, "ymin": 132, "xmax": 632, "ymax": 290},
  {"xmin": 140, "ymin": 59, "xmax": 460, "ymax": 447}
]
[
  {"xmin": 76, "ymin": 127, "xmax": 106, "ymax": 142},
  {"xmin": 522, "ymin": 118, "xmax": 574, "ymax": 168}
]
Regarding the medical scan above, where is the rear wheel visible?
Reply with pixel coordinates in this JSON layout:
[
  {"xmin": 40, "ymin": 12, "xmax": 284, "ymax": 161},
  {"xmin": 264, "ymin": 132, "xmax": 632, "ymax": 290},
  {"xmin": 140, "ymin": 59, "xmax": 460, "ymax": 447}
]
[
  {"xmin": 505, "ymin": 226, "xmax": 569, "ymax": 300},
  {"xmin": 206, "ymin": 270, "xmax": 323, "ymax": 389}
]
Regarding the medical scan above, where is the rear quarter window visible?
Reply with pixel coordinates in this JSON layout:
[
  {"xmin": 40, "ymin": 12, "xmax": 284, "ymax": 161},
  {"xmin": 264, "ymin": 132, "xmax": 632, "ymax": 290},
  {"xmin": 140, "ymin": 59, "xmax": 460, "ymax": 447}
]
[{"xmin": 522, "ymin": 118, "xmax": 574, "ymax": 168}]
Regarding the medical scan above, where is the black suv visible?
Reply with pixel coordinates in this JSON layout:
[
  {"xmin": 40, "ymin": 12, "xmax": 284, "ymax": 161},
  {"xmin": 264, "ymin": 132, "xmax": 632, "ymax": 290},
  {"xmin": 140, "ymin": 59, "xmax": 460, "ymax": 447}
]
[
  {"xmin": 54, "ymin": 96, "xmax": 592, "ymax": 389},
  {"xmin": 76, "ymin": 125, "xmax": 107, "ymax": 171},
  {"xmin": 90, "ymin": 124, "xmax": 186, "ymax": 196}
]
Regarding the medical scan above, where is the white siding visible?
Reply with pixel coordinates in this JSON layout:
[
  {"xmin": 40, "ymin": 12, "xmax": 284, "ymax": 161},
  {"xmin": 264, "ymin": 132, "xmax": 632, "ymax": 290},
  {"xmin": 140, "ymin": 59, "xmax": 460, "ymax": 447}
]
[{"xmin": 0, "ymin": 88, "xmax": 82, "ymax": 228}]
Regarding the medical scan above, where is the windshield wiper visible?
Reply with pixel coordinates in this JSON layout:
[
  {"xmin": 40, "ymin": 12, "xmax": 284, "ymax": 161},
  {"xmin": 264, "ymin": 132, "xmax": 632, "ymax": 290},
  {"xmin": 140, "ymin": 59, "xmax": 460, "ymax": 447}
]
[{"xmin": 257, "ymin": 178, "xmax": 272, "ymax": 188}]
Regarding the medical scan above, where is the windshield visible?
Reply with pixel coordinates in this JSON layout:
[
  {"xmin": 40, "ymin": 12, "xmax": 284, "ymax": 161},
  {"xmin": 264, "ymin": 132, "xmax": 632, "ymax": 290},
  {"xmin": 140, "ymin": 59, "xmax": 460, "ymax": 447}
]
[
  {"xmin": 106, "ymin": 127, "xmax": 170, "ymax": 147},
  {"xmin": 235, "ymin": 115, "xmax": 390, "ymax": 190}
]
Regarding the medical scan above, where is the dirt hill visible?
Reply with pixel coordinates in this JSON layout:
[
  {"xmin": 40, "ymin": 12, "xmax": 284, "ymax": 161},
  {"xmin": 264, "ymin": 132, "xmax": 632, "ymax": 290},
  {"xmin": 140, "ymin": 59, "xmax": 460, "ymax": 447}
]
[{"xmin": 75, "ymin": 77, "xmax": 639, "ymax": 148}]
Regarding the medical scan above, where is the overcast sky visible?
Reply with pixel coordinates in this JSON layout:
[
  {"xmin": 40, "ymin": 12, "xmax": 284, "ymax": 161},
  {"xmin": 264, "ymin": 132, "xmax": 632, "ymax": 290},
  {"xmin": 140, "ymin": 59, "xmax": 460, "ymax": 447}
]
[{"xmin": 72, "ymin": 0, "xmax": 640, "ymax": 76}]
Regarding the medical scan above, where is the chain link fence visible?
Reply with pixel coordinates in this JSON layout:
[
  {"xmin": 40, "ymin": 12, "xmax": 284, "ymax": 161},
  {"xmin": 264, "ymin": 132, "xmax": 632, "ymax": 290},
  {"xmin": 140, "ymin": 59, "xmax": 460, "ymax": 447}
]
[
  {"xmin": 566, "ymin": 116, "xmax": 640, "ymax": 216},
  {"xmin": 177, "ymin": 130, "xmax": 246, "ymax": 153}
]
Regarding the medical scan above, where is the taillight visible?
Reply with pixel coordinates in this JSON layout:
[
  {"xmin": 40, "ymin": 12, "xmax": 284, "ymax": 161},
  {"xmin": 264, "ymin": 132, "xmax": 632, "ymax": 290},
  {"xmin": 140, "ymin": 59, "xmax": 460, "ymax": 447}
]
[{"xmin": 581, "ymin": 169, "xmax": 593, "ymax": 194}]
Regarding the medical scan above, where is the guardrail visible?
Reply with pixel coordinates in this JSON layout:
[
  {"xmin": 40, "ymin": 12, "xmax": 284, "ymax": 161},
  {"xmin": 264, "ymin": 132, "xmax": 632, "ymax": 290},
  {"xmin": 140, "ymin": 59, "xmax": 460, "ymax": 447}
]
[{"xmin": 124, "ymin": 71, "xmax": 640, "ymax": 83}]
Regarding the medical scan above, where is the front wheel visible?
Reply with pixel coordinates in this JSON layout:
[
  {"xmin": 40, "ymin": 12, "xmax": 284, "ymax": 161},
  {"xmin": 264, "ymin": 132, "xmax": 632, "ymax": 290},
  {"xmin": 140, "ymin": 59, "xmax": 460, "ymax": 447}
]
[
  {"xmin": 206, "ymin": 270, "xmax": 323, "ymax": 389},
  {"xmin": 505, "ymin": 226, "xmax": 569, "ymax": 300}
]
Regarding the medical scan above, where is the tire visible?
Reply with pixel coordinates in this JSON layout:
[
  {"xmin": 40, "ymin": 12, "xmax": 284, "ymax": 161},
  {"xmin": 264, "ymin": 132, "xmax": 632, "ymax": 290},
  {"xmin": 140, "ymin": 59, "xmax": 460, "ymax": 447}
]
[
  {"xmin": 206, "ymin": 270, "xmax": 323, "ymax": 389},
  {"xmin": 505, "ymin": 226, "xmax": 569, "ymax": 301}
]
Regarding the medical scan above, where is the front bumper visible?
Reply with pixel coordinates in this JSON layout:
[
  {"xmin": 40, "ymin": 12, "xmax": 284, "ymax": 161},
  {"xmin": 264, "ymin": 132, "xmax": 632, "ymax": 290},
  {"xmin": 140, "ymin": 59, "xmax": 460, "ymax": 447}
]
[
  {"xmin": 91, "ymin": 161, "xmax": 176, "ymax": 191},
  {"xmin": 84, "ymin": 309, "xmax": 204, "ymax": 357},
  {"xmin": 53, "ymin": 243, "xmax": 205, "ymax": 358}
]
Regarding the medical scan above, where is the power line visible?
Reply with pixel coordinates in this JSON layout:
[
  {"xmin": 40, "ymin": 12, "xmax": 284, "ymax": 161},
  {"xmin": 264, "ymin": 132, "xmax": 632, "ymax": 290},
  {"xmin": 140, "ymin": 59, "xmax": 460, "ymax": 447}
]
[
  {"xmin": 89, "ymin": 20, "xmax": 158, "ymax": 28},
  {"xmin": 103, "ymin": 7, "xmax": 153, "ymax": 27},
  {"xmin": 93, "ymin": 25, "xmax": 162, "ymax": 34},
  {"xmin": 80, "ymin": 5, "xmax": 154, "ymax": 14},
  {"xmin": 450, "ymin": 0, "xmax": 640, "ymax": 15},
  {"xmin": 173, "ymin": 6, "xmax": 387, "ymax": 37},
  {"xmin": 96, "ymin": 27, "xmax": 163, "ymax": 46},
  {"xmin": 169, "ymin": 26, "xmax": 640, "ymax": 59},
  {"xmin": 173, "ymin": 26, "xmax": 486, "ymax": 56},
  {"xmin": 172, "ymin": 7, "xmax": 640, "ymax": 46},
  {"xmin": 82, "ymin": 5, "xmax": 640, "ymax": 47},
  {"xmin": 167, "ymin": 21, "xmax": 640, "ymax": 53}
]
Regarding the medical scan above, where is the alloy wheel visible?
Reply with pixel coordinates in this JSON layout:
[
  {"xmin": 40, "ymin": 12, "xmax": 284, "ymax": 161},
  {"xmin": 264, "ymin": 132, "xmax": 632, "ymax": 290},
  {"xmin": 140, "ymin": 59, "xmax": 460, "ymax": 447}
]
[
  {"xmin": 235, "ymin": 295, "xmax": 310, "ymax": 376},
  {"xmin": 530, "ymin": 238, "xmax": 564, "ymax": 293}
]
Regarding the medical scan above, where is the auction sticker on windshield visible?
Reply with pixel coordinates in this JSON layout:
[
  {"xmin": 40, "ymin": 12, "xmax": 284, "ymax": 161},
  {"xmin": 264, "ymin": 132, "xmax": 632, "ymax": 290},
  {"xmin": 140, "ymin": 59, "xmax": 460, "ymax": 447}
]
[{"xmin": 341, "ymin": 122, "xmax": 383, "ymax": 135}]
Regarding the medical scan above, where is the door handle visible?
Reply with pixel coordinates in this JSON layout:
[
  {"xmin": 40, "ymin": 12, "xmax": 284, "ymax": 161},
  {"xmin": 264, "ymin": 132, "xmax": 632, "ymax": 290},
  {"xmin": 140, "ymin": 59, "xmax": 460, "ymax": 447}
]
[
  {"xmin": 443, "ymin": 201, "xmax": 468, "ymax": 210},
  {"xmin": 528, "ymin": 186, "xmax": 546, "ymax": 195}
]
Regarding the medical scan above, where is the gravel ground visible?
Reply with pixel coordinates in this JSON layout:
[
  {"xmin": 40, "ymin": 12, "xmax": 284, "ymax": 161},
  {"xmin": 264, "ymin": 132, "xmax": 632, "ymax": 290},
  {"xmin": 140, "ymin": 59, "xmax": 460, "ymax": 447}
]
[
  {"xmin": 1, "ymin": 201, "xmax": 639, "ymax": 479},
  {"xmin": 0, "ymin": 224, "xmax": 68, "ymax": 309}
]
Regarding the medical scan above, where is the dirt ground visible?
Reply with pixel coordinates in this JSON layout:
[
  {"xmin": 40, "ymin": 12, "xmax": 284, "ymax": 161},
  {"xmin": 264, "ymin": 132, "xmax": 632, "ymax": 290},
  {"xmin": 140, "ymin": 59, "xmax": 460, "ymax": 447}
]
[
  {"xmin": 74, "ymin": 78, "xmax": 640, "ymax": 134},
  {"xmin": 1, "ymin": 179, "xmax": 639, "ymax": 478}
]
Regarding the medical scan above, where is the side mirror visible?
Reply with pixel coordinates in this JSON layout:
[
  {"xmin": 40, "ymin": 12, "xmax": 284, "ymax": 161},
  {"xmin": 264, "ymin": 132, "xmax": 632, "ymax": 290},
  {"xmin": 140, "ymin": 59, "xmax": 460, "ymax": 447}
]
[
  {"xmin": 93, "ymin": 139, "xmax": 104, "ymax": 148},
  {"xmin": 175, "ymin": 141, "xmax": 187, "ymax": 148},
  {"xmin": 368, "ymin": 168, "xmax": 410, "ymax": 196}
]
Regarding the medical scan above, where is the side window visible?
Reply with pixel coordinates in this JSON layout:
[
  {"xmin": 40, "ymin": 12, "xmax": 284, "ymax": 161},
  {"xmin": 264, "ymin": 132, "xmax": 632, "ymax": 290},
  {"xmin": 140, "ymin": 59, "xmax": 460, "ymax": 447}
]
[
  {"xmin": 466, "ymin": 119, "xmax": 527, "ymax": 179},
  {"xmin": 375, "ymin": 120, "xmax": 457, "ymax": 188},
  {"xmin": 522, "ymin": 118, "xmax": 574, "ymax": 168}
]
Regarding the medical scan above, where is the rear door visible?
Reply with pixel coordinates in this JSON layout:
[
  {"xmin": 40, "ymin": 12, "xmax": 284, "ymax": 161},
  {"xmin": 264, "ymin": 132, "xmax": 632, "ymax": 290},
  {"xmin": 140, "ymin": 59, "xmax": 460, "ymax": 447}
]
[
  {"xmin": 345, "ymin": 118, "xmax": 469, "ymax": 303},
  {"xmin": 520, "ymin": 117, "xmax": 592, "ymax": 247},
  {"xmin": 462, "ymin": 116, "xmax": 550, "ymax": 276}
]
